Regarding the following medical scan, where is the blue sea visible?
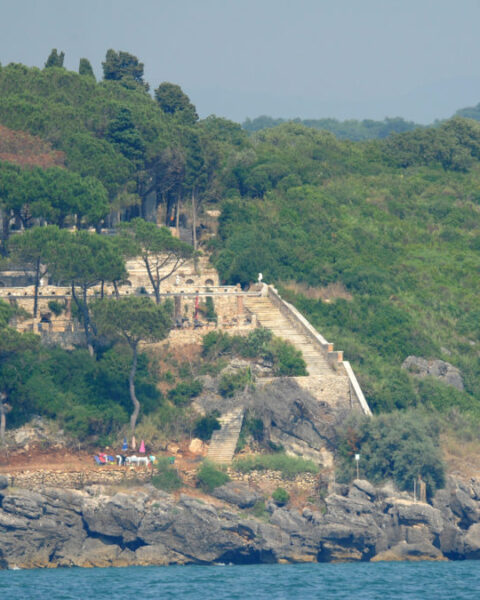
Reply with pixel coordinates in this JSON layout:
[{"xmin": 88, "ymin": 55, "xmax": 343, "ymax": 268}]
[{"xmin": 0, "ymin": 561, "xmax": 478, "ymax": 600}]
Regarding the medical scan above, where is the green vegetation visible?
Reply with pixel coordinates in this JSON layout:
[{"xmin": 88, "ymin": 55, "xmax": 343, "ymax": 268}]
[
  {"xmin": 202, "ymin": 329, "xmax": 307, "ymax": 376},
  {"xmin": 218, "ymin": 368, "xmax": 253, "ymax": 397},
  {"xmin": 92, "ymin": 296, "xmax": 172, "ymax": 432},
  {"xmin": 236, "ymin": 411, "xmax": 265, "ymax": 451},
  {"xmin": 272, "ymin": 487, "xmax": 290, "ymax": 506},
  {"xmin": 196, "ymin": 460, "xmax": 230, "ymax": 492},
  {"xmin": 47, "ymin": 300, "xmax": 65, "ymax": 316},
  {"xmin": 193, "ymin": 412, "xmax": 221, "ymax": 441},
  {"xmin": 167, "ymin": 380, "xmax": 203, "ymax": 406},
  {"xmin": 211, "ymin": 118, "xmax": 480, "ymax": 421},
  {"xmin": 119, "ymin": 219, "xmax": 194, "ymax": 303},
  {"xmin": 336, "ymin": 410, "xmax": 445, "ymax": 498},
  {"xmin": 151, "ymin": 457, "xmax": 183, "ymax": 492},
  {"xmin": 1, "ymin": 53, "xmax": 480, "ymax": 487},
  {"xmin": 233, "ymin": 453, "xmax": 319, "ymax": 479},
  {"xmin": 243, "ymin": 115, "xmax": 422, "ymax": 140},
  {"xmin": 0, "ymin": 335, "xmax": 161, "ymax": 442}
]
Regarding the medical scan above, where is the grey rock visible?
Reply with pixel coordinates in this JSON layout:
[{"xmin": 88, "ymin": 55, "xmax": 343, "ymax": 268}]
[
  {"xmin": 404, "ymin": 524, "xmax": 435, "ymax": 545},
  {"xmin": 463, "ymin": 523, "xmax": 480, "ymax": 559},
  {"xmin": 3, "ymin": 475, "xmax": 480, "ymax": 568},
  {"xmin": 0, "ymin": 475, "xmax": 8, "ymax": 490},
  {"xmin": 388, "ymin": 501, "xmax": 444, "ymax": 534},
  {"xmin": 402, "ymin": 356, "xmax": 464, "ymax": 390},
  {"xmin": 352, "ymin": 479, "xmax": 376, "ymax": 500},
  {"xmin": 211, "ymin": 482, "xmax": 262, "ymax": 508},
  {"xmin": 1, "ymin": 491, "xmax": 45, "ymax": 519},
  {"xmin": 373, "ymin": 540, "xmax": 445, "ymax": 562},
  {"xmin": 83, "ymin": 492, "xmax": 147, "ymax": 543}
]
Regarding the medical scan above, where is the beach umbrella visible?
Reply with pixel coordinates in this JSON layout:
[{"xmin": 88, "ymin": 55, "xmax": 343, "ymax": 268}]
[
  {"xmin": 131, "ymin": 435, "xmax": 136, "ymax": 450},
  {"xmin": 122, "ymin": 437, "xmax": 128, "ymax": 451},
  {"xmin": 139, "ymin": 440, "xmax": 146, "ymax": 454}
]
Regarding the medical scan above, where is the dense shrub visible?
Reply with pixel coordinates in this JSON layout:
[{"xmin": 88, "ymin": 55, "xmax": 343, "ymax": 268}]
[
  {"xmin": 151, "ymin": 457, "xmax": 183, "ymax": 492},
  {"xmin": 236, "ymin": 411, "xmax": 265, "ymax": 451},
  {"xmin": 218, "ymin": 368, "xmax": 253, "ymax": 397},
  {"xmin": 47, "ymin": 300, "xmax": 64, "ymax": 316},
  {"xmin": 336, "ymin": 410, "xmax": 445, "ymax": 498},
  {"xmin": 202, "ymin": 329, "xmax": 307, "ymax": 378},
  {"xmin": 193, "ymin": 411, "xmax": 221, "ymax": 441},
  {"xmin": 272, "ymin": 487, "xmax": 290, "ymax": 506},
  {"xmin": 200, "ymin": 296, "xmax": 217, "ymax": 323},
  {"xmin": 167, "ymin": 379, "xmax": 203, "ymax": 406},
  {"xmin": 197, "ymin": 460, "xmax": 230, "ymax": 492},
  {"xmin": 270, "ymin": 337, "xmax": 307, "ymax": 376}
]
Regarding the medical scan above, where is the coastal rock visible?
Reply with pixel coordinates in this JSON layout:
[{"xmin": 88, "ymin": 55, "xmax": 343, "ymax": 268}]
[
  {"xmin": 372, "ymin": 541, "xmax": 445, "ymax": 562},
  {"xmin": 83, "ymin": 492, "xmax": 147, "ymax": 543},
  {"xmin": 2, "ymin": 476, "xmax": 480, "ymax": 569},
  {"xmin": 351, "ymin": 479, "xmax": 377, "ymax": 500},
  {"xmin": 211, "ymin": 482, "xmax": 262, "ymax": 508},
  {"xmin": 387, "ymin": 499, "xmax": 444, "ymax": 534},
  {"xmin": 402, "ymin": 356, "xmax": 464, "ymax": 391},
  {"xmin": 463, "ymin": 523, "xmax": 480, "ymax": 559}
]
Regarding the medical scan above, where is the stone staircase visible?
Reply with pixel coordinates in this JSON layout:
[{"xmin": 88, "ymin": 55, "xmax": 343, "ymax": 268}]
[
  {"xmin": 206, "ymin": 407, "xmax": 245, "ymax": 464},
  {"xmin": 244, "ymin": 296, "xmax": 351, "ymax": 410}
]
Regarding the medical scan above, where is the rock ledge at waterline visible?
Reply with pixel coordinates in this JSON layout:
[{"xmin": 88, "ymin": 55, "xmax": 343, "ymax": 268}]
[{"xmin": 2, "ymin": 475, "xmax": 480, "ymax": 568}]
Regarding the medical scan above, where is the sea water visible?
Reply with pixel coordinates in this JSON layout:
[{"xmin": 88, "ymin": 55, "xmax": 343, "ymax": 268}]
[{"xmin": 0, "ymin": 561, "xmax": 478, "ymax": 600}]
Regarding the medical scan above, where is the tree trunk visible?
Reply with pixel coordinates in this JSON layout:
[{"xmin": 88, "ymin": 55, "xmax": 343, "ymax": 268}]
[
  {"xmin": 100, "ymin": 280, "xmax": 105, "ymax": 300},
  {"xmin": 113, "ymin": 280, "xmax": 119, "ymax": 299},
  {"xmin": 0, "ymin": 394, "xmax": 7, "ymax": 445},
  {"xmin": 192, "ymin": 188, "xmax": 197, "ymax": 251},
  {"xmin": 129, "ymin": 343, "xmax": 140, "ymax": 433},
  {"xmin": 144, "ymin": 257, "xmax": 160, "ymax": 304},
  {"xmin": 176, "ymin": 190, "xmax": 181, "ymax": 237},
  {"xmin": 72, "ymin": 285, "xmax": 94, "ymax": 356},
  {"xmin": 33, "ymin": 257, "xmax": 41, "ymax": 319},
  {"xmin": 1, "ymin": 212, "xmax": 10, "ymax": 257}
]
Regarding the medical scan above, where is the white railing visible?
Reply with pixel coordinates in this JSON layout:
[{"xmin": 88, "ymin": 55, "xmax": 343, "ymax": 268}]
[{"xmin": 266, "ymin": 284, "xmax": 371, "ymax": 416}]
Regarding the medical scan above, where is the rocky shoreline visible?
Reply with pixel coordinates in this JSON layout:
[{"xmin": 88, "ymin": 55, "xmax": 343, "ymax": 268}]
[{"xmin": 2, "ymin": 474, "xmax": 480, "ymax": 569}]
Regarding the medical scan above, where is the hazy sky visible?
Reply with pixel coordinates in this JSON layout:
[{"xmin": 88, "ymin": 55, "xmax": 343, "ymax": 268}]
[{"xmin": 1, "ymin": 0, "xmax": 480, "ymax": 124}]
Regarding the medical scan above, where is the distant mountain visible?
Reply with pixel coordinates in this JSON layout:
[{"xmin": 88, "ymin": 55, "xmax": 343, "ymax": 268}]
[{"xmin": 242, "ymin": 115, "xmax": 422, "ymax": 140}]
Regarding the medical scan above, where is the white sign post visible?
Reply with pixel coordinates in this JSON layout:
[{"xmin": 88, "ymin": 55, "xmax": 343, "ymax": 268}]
[{"xmin": 354, "ymin": 453, "xmax": 360, "ymax": 480}]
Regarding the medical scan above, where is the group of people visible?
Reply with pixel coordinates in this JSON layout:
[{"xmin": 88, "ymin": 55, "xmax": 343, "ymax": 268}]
[{"xmin": 94, "ymin": 437, "xmax": 154, "ymax": 467}]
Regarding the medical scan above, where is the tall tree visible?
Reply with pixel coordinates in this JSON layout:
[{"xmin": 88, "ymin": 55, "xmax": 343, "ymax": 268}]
[
  {"xmin": 9, "ymin": 225, "xmax": 65, "ymax": 318},
  {"xmin": 49, "ymin": 232, "xmax": 127, "ymax": 354},
  {"xmin": 78, "ymin": 58, "xmax": 95, "ymax": 79},
  {"xmin": 92, "ymin": 296, "xmax": 171, "ymax": 432},
  {"xmin": 45, "ymin": 49, "xmax": 65, "ymax": 68},
  {"xmin": 154, "ymin": 82, "xmax": 198, "ymax": 125},
  {"xmin": 102, "ymin": 49, "xmax": 148, "ymax": 90},
  {"xmin": 0, "ymin": 328, "xmax": 39, "ymax": 444},
  {"xmin": 120, "ymin": 218, "xmax": 194, "ymax": 303},
  {"xmin": 0, "ymin": 162, "xmax": 21, "ymax": 255},
  {"xmin": 106, "ymin": 107, "xmax": 146, "ymax": 167}
]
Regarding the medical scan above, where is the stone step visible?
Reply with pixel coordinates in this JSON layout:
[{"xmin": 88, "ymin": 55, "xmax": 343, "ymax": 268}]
[
  {"xmin": 207, "ymin": 408, "xmax": 245, "ymax": 464},
  {"xmin": 244, "ymin": 295, "xmax": 349, "ymax": 406}
]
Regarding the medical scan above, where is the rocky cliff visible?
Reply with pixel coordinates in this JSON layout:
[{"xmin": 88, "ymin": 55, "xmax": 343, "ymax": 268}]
[{"xmin": 2, "ymin": 474, "xmax": 480, "ymax": 569}]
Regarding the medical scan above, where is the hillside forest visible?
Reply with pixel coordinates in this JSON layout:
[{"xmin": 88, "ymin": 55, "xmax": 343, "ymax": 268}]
[{"xmin": 0, "ymin": 50, "xmax": 479, "ymax": 477}]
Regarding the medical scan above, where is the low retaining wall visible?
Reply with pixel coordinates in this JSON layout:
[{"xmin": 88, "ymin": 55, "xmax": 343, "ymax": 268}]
[{"xmin": 3, "ymin": 466, "xmax": 154, "ymax": 490}]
